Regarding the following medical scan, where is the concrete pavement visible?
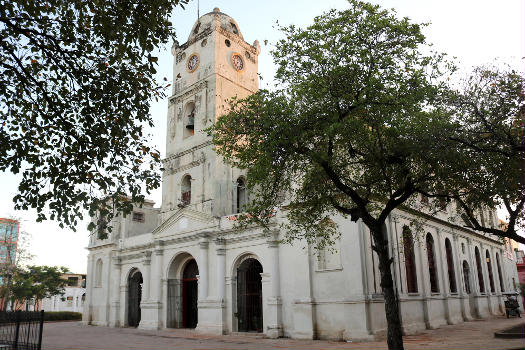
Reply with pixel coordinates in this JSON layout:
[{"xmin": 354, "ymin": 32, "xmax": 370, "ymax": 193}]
[{"xmin": 42, "ymin": 316, "xmax": 525, "ymax": 350}]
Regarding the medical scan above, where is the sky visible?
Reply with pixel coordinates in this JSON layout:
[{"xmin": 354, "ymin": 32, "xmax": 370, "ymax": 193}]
[{"xmin": 0, "ymin": 0, "xmax": 523, "ymax": 274}]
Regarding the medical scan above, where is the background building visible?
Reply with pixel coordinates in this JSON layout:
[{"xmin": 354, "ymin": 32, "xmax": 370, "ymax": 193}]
[
  {"xmin": 0, "ymin": 218, "xmax": 19, "ymax": 266},
  {"xmin": 41, "ymin": 273, "xmax": 86, "ymax": 313},
  {"xmin": 0, "ymin": 218, "xmax": 19, "ymax": 310}
]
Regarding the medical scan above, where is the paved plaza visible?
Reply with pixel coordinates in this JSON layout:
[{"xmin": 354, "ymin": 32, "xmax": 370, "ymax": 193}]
[{"xmin": 42, "ymin": 316, "xmax": 524, "ymax": 350}]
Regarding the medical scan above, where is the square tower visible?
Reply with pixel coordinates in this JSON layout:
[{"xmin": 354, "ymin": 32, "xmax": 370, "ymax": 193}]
[{"xmin": 161, "ymin": 8, "xmax": 260, "ymax": 220}]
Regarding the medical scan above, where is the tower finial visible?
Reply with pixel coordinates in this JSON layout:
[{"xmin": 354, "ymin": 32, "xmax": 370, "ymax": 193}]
[{"xmin": 197, "ymin": 0, "xmax": 200, "ymax": 21}]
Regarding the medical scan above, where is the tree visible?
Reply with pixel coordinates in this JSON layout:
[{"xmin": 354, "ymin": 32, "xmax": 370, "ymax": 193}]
[
  {"xmin": 0, "ymin": 0, "xmax": 188, "ymax": 236},
  {"xmin": 9, "ymin": 265, "xmax": 69, "ymax": 310},
  {"xmin": 444, "ymin": 66, "xmax": 525, "ymax": 244},
  {"xmin": 210, "ymin": 2, "xmax": 455, "ymax": 349}
]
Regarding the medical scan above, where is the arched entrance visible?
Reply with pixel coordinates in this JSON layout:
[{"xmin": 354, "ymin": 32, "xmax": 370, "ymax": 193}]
[
  {"xmin": 166, "ymin": 254, "xmax": 199, "ymax": 328},
  {"xmin": 182, "ymin": 259, "xmax": 199, "ymax": 328},
  {"xmin": 237, "ymin": 258, "xmax": 263, "ymax": 332},
  {"xmin": 127, "ymin": 269, "xmax": 143, "ymax": 327}
]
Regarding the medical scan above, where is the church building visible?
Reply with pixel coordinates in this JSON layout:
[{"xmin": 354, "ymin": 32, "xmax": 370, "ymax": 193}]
[{"xmin": 83, "ymin": 9, "xmax": 513, "ymax": 340}]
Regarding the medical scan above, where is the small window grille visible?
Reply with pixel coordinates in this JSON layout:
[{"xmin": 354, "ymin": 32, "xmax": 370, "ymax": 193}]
[
  {"xmin": 132, "ymin": 212, "xmax": 145, "ymax": 222},
  {"xmin": 181, "ymin": 191, "xmax": 191, "ymax": 205}
]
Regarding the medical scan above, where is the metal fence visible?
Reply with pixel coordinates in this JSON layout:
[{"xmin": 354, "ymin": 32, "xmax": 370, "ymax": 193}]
[{"xmin": 0, "ymin": 311, "xmax": 44, "ymax": 350}]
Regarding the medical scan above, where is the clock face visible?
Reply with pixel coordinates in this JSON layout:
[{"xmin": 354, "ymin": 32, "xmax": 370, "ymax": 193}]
[
  {"xmin": 187, "ymin": 54, "xmax": 199, "ymax": 72},
  {"xmin": 231, "ymin": 53, "xmax": 244, "ymax": 71}
]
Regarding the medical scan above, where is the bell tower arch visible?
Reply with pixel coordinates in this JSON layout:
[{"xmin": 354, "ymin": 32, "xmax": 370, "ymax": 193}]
[{"xmin": 161, "ymin": 8, "xmax": 260, "ymax": 221}]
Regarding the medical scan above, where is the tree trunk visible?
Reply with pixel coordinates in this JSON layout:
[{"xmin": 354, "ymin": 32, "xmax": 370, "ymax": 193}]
[{"xmin": 371, "ymin": 225, "xmax": 404, "ymax": 350}]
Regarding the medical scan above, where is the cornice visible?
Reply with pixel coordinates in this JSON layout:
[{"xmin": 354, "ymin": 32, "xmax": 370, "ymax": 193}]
[
  {"xmin": 393, "ymin": 209, "xmax": 503, "ymax": 245},
  {"xmin": 169, "ymin": 80, "xmax": 208, "ymax": 105},
  {"xmin": 153, "ymin": 207, "xmax": 216, "ymax": 235}
]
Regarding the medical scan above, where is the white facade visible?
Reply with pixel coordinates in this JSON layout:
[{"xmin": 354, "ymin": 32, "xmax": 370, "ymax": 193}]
[
  {"xmin": 41, "ymin": 287, "xmax": 86, "ymax": 313},
  {"xmin": 502, "ymin": 238, "xmax": 521, "ymax": 293},
  {"xmin": 42, "ymin": 274, "xmax": 86, "ymax": 313},
  {"xmin": 83, "ymin": 9, "xmax": 517, "ymax": 340}
]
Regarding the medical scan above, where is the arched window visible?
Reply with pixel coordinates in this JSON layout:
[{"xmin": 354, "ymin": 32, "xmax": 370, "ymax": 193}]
[
  {"xmin": 474, "ymin": 247, "xmax": 485, "ymax": 293},
  {"xmin": 463, "ymin": 260, "xmax": 471, "ymax": 294},
  {"xmin": 236, "ymin": 177, "xmax": 246, "ymax": 213},
  {"xmin": 445, "ymin": 238, "xmax": 457, "ymax": 293},
  {"xmin": 486, "ymin": 250, "xmax": 495, "ymax": 293},
  {"xmin": 183, "ymin": 102, "xmax": 195, "ymax": 139},
  {"xmin": 181, "ymin": 175, "xmax": 191, "ymax": 206},
  {"xmin": 402, "ymin": 226, "xmax": 418, "ymax": 293},
  {"xmin": 496, "ymin": 253, "xmax": 504, "ymax": 292},
  {"xmin": 426, "ymin": 233, "xmax": 439, "ymax": 293},
  {"xmin": 95, "ymin": 259, "xmax": 103, "ymax": 287}
]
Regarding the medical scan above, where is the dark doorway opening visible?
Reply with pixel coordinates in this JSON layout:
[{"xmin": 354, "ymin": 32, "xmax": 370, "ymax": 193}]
[
  {"xmin": 237, "ymin": 258, "xmax": 263, "ymax": 332},
  {"xmin": 128, "ymin": 269, "xmax": 143, "ymax": 327},
  {"xmin": 182, "ymin": 259, "xmax": 199, "ymax": 328}
]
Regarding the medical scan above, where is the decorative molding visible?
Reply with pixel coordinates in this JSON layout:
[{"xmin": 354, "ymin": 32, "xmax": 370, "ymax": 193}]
[
  {"xmin": 143, "ymin": 251, "xmax": 152, "ymax": 265},
  {"xmin": 175, "ymin": 28, "xmax": 213, "ymax": 62},
  {"xmin": 171, "ymin": 158, "xmax": 205, "ymax": 176},
  {"xmin": 266, "ymin": 230, "xmax": 280, "ymax": 247},
  {"xmin": 153, "ymin": 207, "xmax": 216, "ymax": 235},
  {"xmin": 154, "ymin": 240, "xmax": 164, "ymax": 253},
  {"xmin": 393, "ymin": 210, "xmax": 502, "ymax": 246},
  {"xmin": 162, "ymin": 141, "xmax": 213, "ymax": 175},
  {"xmin": 169, "ymin": 81, "xmax": 208, "ymax": 105},
  {"xmin": 87, "ymin": 242, "xmax": 116, "ymax": 251},
  {"xmin": 111, "ymin": 256, "xmax": 121, "ymax": 266},
  {"xmin": 217, "ymin": 27, "xmax": 257, "ymax": 59},
  {"xmin": 266, "ymin": 296, "xmax": 282, "ymax": 305}
]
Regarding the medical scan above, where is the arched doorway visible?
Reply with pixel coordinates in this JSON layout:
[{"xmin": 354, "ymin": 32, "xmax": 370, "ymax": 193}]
[
  {"xmin": 182, "ymin": 259, "xmax": 199, "ymax": 328},
  {"xmin": 127, "ymin": 269, "xmax": 143, "ymax": 327},
  {"xmin": 237, "ymin": 258, "xmax": 263, "ymax": 332},
  {"xmin": 166, "ymin": 254, "xmax": 199, "ymax": 329}
]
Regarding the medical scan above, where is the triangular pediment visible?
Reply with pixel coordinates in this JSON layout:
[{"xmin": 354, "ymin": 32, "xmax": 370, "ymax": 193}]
[{"xmin": 153, "ymin": 208, "xmax": 216, "ymax": 236}]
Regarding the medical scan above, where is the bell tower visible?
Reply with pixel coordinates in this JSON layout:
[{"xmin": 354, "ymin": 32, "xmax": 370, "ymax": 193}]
[{"xmin": 161, "ymin": 8, "xmax": 260, "ymax": 222}]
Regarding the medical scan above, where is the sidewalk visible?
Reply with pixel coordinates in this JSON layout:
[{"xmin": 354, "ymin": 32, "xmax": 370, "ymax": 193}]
[{"xmin": 42, "ymin": 316, "xmax": 525, "ymax": 350}]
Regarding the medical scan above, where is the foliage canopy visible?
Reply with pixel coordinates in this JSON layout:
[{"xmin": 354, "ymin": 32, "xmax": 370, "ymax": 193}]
[
  {"xmin": 0, "ymin": 0, "xmax": 187, "ymax": 235},
  {"xmin": 445, "ymin": 66, "xmax": 525, "ymax": 244},
  {"xmin": 210, "ymin": 2, "xmax": 456, "ymax": 348}
]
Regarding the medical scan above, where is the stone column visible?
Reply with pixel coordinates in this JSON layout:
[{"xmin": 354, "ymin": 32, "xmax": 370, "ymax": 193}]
[
  {"xmin": 82, "ymin": 255, "xmax": 95, "ymax": 325},
  {"xmin": 435, "ymin": 229, "xmax": 452, "ymax": 325},
  {"xmin": 138, "ymin": 251, "xmax": 152, "ymax": 329},
  {"xmin": 480, "ymin": 242, "xmax": 493, "ymax": 315},
  {"xmin": 417, "ymin": 235, "xmax": 431, "ymax": 329},
  {"xmin": 152, "ymin": 241, "xmax": 164, "ymax": 303},
  {"xmin": 199, "ymin": 240, "xmax": 209, "ymax": 300},
  {"xmin": 196, "ymin": 236, "xmax": 220, "ymax": 334},
  {"xmin": 109, "ymin": 255, "xmax": 121, "ymax": 327},
  {"xmin": 452, "ymin": 233, "xmax": 472, "ymax": 321},
  {"xmin": 266, "ymin": 231, "xmax": 283, "ymax": 338},
  {"xmin": 216, "ymin": 240, "xmax": 226, "ymax": 302},
  {"xmin": 214, "ymin": 239, "xmax": 227, "ymax": 334},
  {"xmin": 491, "ymin": 246, "xmax": 504, "ymax": 314},
  {"xmin": 139, "ymin": 241, "xmax": 164, "ymax": 330},
  {"xmin": 466, "ymin": 237, "xmax": 481, "ymax": 318},
  {"xmin": 119, "ymin": 285, "xmax": 127, "ymax": 326},
  {"xmin": 142, "ymin": 251, "xmax": 152, "ymax": 301}
]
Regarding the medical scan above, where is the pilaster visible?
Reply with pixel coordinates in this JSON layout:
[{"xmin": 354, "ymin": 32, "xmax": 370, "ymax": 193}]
[
  {"xmin": 82, "ymin": 255, "xmax": 95, "ymax": 325},
  {"xmin": 109, "ymin": 255, "xmax": 121, "ymax": 327},
  {"xmin": 265, "ymin": 232, "xmax": 283, "ymax": 338},
  {"xmin": 139, "ymin": 251, "xmax": 157, "ymax": 330}
]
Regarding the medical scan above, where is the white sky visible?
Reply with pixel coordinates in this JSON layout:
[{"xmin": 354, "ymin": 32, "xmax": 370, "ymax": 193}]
[{"xmin": 0, "ymin": 0, "xmax": 523, "ymax": 274}]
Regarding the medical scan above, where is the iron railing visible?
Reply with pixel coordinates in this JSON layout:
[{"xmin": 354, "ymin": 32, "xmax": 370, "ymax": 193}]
[{"xmin": 0, "ymin": 311, "xmax": 44, "ymax": 350}]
